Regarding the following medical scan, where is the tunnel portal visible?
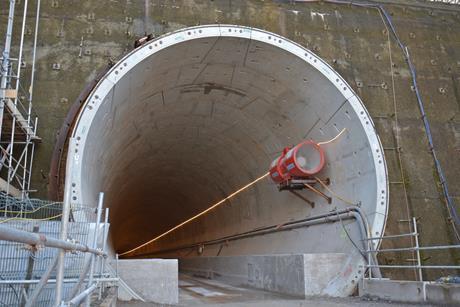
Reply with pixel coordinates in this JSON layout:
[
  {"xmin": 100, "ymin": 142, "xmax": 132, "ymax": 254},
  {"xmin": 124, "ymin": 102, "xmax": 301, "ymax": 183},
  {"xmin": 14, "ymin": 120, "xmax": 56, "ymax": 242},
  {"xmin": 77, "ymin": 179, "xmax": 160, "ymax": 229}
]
[{"xmin": 63, "ymin": 25, "xmax": 388, "ymax": 295}]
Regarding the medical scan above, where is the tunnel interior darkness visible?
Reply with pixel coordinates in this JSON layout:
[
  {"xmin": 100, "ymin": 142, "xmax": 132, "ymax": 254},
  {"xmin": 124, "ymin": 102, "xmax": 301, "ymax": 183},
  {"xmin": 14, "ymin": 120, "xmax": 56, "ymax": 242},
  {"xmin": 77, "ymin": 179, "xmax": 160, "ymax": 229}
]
[{"xmin": 67, "ymin": 26, "xmax": 387, "ymax": 260}]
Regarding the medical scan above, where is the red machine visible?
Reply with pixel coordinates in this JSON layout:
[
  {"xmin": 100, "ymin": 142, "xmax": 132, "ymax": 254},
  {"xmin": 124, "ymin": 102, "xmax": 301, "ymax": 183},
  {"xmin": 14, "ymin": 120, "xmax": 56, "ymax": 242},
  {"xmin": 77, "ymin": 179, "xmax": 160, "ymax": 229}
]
[
  {"xmin": 269, "ymin": 148, "xmax": 289, "ymax": 183},
  {"xmin": 269, "ymin": 140, "xmax": 331, "ymax": 206},
  {"xmin": 270, "ymin": 140, "xmax": 325, "ymax": 184}
]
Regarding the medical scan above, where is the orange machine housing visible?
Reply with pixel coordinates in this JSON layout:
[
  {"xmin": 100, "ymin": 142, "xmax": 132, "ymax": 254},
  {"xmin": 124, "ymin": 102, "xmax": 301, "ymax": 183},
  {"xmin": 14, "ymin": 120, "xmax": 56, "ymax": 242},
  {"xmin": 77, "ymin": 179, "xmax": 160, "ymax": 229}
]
[
  {"xmin": 270, "ymin": 140, "xmax": 325, "ymax": 184},
  {"xmin": 269, "ymin": 148, "xmax": 289, "ymax": 183}
]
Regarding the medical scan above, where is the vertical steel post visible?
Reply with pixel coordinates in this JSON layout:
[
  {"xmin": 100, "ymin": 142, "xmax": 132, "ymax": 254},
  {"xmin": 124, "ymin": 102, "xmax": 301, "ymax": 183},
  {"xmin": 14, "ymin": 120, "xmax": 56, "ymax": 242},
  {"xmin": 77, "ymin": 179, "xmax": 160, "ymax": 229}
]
[
  {"xmin": 26, "ymin": 118, "xmax": 38, "ymax": 192},
  {"xmin": 85, "ymin": 192, "xmax": 104, "ymax": 307},
  {"xmin": 98, "ymin": 207, "xmax": 109, "ymax": 299},
  {"xmin": 25, "ymin": 252, "xmax": 59, "ymax": 307},
  {"xmin": 69, "ymin": 283, "xmax": 98, "ymax": 306},
  {"xmin": 1, "ymin": 0, "xmax": 16, "ymax": 216},
  {"xmin": 21, "ymin": 0, "xmax": 41, "ymax": 199},
  {"xmin": 28, "ymin": 0, "xmax": 40, "ymax": 104},
  {"xmin": 0, "ymin": 0, "xmax": 16, "ymax": 140},
  {"xmin": 21, "ymin": 224, "xmax": 39, "ymax": 307},
  {"xmin": 413, "ymin": 217, "xmax": 423, "ymax": 281},
  {"xmin": 55, "ymin": 138, "xmax": 77, "ymax": 306},
  {"xmin": 6, "ymin": 0, "xmax": 29, "ymax": 196},
  {"xmin": 116, "ymin": 253, "xmax": 119, "ymax": 298},
  {"xmin": 367, "ymin": 236, "xmax": 372, "ymax": 279}
]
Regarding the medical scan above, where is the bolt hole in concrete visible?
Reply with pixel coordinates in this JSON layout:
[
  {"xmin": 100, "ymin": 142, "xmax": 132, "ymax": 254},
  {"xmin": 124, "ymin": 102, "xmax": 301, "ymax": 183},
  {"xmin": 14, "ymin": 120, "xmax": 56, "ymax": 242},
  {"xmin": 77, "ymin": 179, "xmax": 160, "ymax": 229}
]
[{"xmin": 66, "ymin": 25, "xmax": 388, "ymax": 297}]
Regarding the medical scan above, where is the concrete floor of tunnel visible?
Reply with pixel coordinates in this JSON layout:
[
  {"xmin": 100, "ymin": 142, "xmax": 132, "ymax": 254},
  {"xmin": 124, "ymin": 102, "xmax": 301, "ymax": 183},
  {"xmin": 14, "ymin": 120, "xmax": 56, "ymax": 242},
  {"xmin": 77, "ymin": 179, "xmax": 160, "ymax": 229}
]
[{"xmin": 116, "ymin": 274, "xmax": 427, "ymax": 307}]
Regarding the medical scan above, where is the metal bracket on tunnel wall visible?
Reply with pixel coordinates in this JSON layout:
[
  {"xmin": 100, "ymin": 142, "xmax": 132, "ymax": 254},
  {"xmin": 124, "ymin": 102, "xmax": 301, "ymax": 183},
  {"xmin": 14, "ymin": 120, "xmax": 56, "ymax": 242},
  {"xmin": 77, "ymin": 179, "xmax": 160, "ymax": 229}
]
[{"xmin": 281, "ymin": 177, "xmax": 332, "ymax": 207}]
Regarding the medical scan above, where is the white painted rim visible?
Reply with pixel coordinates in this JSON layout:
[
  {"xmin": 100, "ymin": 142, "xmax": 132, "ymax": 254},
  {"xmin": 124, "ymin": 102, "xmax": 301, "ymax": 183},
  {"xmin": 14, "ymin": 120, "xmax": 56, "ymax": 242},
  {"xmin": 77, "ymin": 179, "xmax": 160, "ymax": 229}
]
[{"xmin": 67, "ymin": 25, "xmax": 389, "ymax": 250}]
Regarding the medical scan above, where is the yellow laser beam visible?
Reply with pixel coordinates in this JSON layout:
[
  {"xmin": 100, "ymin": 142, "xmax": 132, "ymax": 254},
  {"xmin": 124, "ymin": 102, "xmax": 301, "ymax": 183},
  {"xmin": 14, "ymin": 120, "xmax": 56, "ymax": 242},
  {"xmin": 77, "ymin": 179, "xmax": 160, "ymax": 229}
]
[
  {"xmin": 317, "ymin": 128, "xmax": 347, "ymax": 146},
  {"xmin": 120, "ymin": 172, "xmax": 270, "ymax": 256}
]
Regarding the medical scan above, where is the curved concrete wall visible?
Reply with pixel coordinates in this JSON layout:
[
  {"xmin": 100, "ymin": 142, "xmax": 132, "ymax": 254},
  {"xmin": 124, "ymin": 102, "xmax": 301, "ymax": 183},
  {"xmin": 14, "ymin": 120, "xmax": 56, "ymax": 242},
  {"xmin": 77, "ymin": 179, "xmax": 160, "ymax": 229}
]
[{"xmin": 65, "ymin": 25, "xmax": 388, "ymax": 294}]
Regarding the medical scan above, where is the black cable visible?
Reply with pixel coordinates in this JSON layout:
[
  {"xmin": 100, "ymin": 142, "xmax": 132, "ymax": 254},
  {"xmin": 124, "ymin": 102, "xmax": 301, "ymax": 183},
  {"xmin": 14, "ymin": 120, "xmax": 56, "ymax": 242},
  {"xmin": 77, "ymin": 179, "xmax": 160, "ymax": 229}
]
[
  {"xmin": 216, "ymin": 244, "xmax": 225, "ymax": 256},
  {"xmin": 335, "ymin": 210, "xmax": 366, "ymax": 258}
]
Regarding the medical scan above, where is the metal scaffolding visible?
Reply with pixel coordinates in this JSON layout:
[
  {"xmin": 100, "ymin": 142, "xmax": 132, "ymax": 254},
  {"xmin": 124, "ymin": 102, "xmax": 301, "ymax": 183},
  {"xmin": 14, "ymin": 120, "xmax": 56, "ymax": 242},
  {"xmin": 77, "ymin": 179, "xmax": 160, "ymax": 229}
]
[
  {"xmin": 0, "ymin": 3, "xmax": 118, "ymax": 305},
  {"xmin": 0, "ymin": 192, "xmax": 116, "ymax": 306},
  {"xmin": 0, "ymin": 0, "xmax": 40, "ymax": 201}
]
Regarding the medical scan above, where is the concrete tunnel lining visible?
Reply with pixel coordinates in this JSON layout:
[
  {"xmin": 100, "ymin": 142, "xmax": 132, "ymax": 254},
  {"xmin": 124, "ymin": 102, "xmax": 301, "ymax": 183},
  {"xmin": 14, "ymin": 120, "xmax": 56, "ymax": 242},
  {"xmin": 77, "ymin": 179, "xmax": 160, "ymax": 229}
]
[{"xmin": 64, "ymin": 25, "xmax": 388, "ymax": 292}]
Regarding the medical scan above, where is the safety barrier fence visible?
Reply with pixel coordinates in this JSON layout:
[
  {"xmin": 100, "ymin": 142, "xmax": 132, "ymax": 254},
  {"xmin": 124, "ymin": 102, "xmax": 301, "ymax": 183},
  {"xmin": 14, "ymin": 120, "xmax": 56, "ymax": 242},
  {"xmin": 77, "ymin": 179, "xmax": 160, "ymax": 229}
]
[
  {"xmin": 0, "ymin": 192, "xmax": 88, "ymax": 222},
  {"xmin": 364, "ymin": 217, "xmax": 460, "ymax": 283},
  {"xmin": 0, "ymin": 192, "xmax": 117, "ymax": 307}
]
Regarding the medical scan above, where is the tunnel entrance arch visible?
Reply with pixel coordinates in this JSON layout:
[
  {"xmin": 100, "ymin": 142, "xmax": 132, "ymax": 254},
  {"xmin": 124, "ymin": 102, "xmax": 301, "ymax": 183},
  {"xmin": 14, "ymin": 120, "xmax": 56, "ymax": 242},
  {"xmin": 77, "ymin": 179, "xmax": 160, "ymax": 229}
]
[{"xmin": 60, "ymin": 25, "xmax": 388, "ymax": 296}]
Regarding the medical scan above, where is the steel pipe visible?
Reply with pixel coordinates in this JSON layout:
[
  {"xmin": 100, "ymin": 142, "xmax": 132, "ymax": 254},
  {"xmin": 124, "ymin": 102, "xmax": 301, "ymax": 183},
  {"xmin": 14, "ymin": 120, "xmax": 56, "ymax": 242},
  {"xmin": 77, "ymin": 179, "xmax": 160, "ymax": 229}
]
[
  {"xmin": 413, "ymin": 217, "xmax": 423, "ymax": 282},
  {"xmin": 140, "ymin": 207, "xmax": 369, "ymax": 255},
  {"xmin": 24, "ymin": 252, "xmax": 59, "ymax": 307},
  {"xmin": 134, "ymin": 206, "xmax": 381, "ymax": 277},
  {"xmin": 67, "ymin": 283, "xmax": 97, "ymax": 307},
  {"xmin": 68, "ymin": 257, "xmax": 91, "ymax": 300},
  {"xmin": 0, "ymin": 0, "xmax": 16, "ymax": 140},
  {"xmin": 0, "ymin": 224, "xmax": 105, "ymax": 256},
  {"xmin": 85, "ymin": 192, "xmax": 104, "ymax": 307},
  {"xmin": 364, "ymin": 232, "xmax": 418, "ymax": 241},
  {"xmin": 366, "ymin": 245, "xmax": 460, "ymax": 253},
  {"xmin": 98, "ymin": 207, "xmax": 110, "ymax": 299},
  {"xmin": 367, "ymin": 265, "xmax": 460, "ymax": 269},
  {"xmin": 0, "ymin": 277, "xmax": 119, "ymax": 285},
  {"xmin": 55, "ymin": 138, "xmax": 77, "ymax": 305}
]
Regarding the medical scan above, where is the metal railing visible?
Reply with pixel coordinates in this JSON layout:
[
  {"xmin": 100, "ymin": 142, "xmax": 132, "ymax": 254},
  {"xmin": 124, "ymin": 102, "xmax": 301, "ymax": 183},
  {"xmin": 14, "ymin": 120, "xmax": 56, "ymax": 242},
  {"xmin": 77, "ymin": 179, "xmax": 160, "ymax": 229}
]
[
  {"xmin": 0, "ymin": 192, "xmax": 117, "ymax": 306},
  {"xmin": 428, "ymin": 0, "xmax": 460, "ymax": 5},
  {"xmin": 364, "ymin": 217, "xmax": 460, "ymax": 282}
]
